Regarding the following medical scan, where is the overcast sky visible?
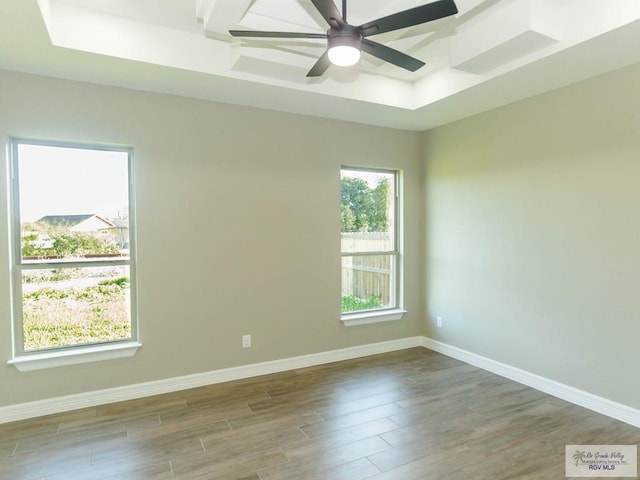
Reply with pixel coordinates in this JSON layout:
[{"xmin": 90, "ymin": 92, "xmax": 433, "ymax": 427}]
[{"xmin": 16, "ymin": 144, "xmax": 129, "ymax": 223}]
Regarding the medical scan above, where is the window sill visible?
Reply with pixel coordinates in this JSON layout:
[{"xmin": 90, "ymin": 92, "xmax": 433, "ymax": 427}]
[
  {"xmin": 8, "ymin": 342, "xmax": 142, "ymax": 372},
  {"xmin": 341, "ymin": 309, "xmax": 407, "ymax": 327}
]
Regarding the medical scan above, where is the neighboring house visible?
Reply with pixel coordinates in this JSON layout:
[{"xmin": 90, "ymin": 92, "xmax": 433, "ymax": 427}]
[
  {"xmin": 37, "ymin": 214, "xmax": 129, "ymax": 249},
  {"xmin": 22, "ymin": 215, "xmax": 118, "ymax": 255},
  {"xmin": 37, "ymin": 214, "xmax": 116, "ymax": 233},
  {"xmin": 104, "ymin": 218, "xmax": 130, "ymax": 249}
]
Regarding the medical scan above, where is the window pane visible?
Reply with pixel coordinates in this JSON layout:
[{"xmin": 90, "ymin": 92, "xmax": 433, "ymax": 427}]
[
  {"xmin": 22, "ymin": 266, "xmax": 131, "ymax": 351},
  {"xmin": 17, "ymin": 144, "xmax": 130, "ymax": 262},
  {"xmin": 341, "ymin": 169, "xmax": 395, "ymax": 253},
  {"xmin": 341, "ymin": 254, "xmax": 395, "ymax": 313}
]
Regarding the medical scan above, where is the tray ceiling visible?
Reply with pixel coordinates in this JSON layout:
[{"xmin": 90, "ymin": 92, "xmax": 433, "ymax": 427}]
[{"xmin": 1, "ymin": 0, "xmax": 640, "ymax": 130}]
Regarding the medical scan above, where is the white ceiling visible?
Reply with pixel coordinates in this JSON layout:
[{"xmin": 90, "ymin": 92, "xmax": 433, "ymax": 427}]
[{"xmin": 1, "ymin": 0, "xmax": 640, "ymax": 130}]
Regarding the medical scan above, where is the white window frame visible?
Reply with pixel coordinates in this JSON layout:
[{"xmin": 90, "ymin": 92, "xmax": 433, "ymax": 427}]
[
  {"xmin": 7, "ymin": 138, "xmax": 140, "ymax": 371},
  {"xmin": 340, "ymin": 166, "xmax": 406, "ymax": 326}
]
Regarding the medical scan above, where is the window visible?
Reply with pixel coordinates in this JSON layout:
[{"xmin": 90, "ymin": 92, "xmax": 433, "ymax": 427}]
[
  {"xmin": 8, "ymin": 139, "xmax": 138, "ymax": 370},
  {"xmin": 341, "ymin": 167, "xmax": 405, "ymax": 325}
]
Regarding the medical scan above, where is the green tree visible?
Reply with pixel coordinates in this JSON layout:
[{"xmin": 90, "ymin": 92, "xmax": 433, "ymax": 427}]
[
  {"xmin": 21, "ymin": 231, "xmax": 39, "ymax": 257},
  {"xmin": 370, "ymin": 178, "xmax": 390, "ymax": 231},
  {"xmin": 340, "ymin": 204, "xmax": 356, "ymax": 232},
  {"xmin": 341, "ymin": 176, "xmax": 390, "ymax": 232},
  {"xmin": 51, "ymin": 232, "xmax": 118, "ymax": 257},
  {"xmin": 21, "ymin": 223, "xmax": 118, "ymax": 258}
]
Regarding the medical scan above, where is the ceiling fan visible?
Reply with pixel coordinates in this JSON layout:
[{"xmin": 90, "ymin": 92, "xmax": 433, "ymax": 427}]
[{"xmin": 229, "ymin": 0, "xmax": 458, "ymax": 77}]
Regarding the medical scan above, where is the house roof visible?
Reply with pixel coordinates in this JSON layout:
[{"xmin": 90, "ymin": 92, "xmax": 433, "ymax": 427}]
[{"xmin": 37, "ymin": 214, "xmax": 116, "ymax": 228}]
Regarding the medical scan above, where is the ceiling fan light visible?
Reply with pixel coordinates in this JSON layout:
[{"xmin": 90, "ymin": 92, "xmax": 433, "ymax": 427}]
[{"xmin": 328, "ymin": 45, "xmax": 361, "ymax": 67}]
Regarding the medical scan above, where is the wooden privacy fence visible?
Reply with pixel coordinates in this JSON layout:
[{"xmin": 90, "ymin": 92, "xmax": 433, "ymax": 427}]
[{"xmin": 341, "ymin": 232, "xmax": 393, "ymax": 305}]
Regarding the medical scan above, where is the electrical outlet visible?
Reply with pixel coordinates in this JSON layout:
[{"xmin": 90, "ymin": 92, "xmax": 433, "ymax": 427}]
[
  {"xmin": 242, "ymin": 334, "xmax": 251, "ymax": 348},
  {"xmin": 436, "ymin": 316, "xmax": 443, "ymax": 328}
]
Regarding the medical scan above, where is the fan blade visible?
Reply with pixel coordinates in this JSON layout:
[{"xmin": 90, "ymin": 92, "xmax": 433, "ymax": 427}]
[
  {"xmin": 359, "ymin": 0, "xmax": 458, "ymax": 37},
  {"xmin": 307, "ymin": 51, "xmax": 331, "ymax": 77},
  {"xmin": 229, "ymin": 30, "xmax": 327, "ymax": 39},
  {"xmin": 361, "ymin": 39, "xmax": 425, "ymax": 72},
  {"xmin": 311, "ymin": 0, "xmax": 345, "ymax": 28}
]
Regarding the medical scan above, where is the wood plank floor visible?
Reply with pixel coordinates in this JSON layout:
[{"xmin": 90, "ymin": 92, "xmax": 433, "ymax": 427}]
[{"xmin": 1, "ymin": 348, "xmax": 639, "ymax": 479}]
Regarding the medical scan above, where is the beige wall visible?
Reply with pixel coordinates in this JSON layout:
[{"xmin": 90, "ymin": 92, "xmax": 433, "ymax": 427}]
[
  {"xmin": 3, "ymin": 60, "xmax": 640, "ymax": 412},
  {"xmin": 423, "ymin": 62, "xmax": 640, "ymax": 409},
  {"xmin": 0, "ymin": 70, "xmax": 423, "ymax": 407}
]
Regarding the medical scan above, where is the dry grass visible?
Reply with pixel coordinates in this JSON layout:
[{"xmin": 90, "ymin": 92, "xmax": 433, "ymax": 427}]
[{"xmin": 22, "ymin": 273, "xmax": 131, "ymax": 351}]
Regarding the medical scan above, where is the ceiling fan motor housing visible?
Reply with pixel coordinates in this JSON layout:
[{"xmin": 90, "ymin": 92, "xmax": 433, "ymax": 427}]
[
  {"xmin": 327, "ymin": 25, "xmax": 362, "ymax": 49},
  {"xmin": 327, "ymin": 26, "xmax": 362, "ymax": 66}
]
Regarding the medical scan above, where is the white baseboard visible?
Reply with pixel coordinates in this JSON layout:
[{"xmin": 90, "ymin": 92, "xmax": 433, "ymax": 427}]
[
  {"xmin": 3, "ymin": 336, "xmax": 639, "ymax": 428},
  {"xmin": 421, "ymin": 336, "xmax": 640, "ymax": 429},
  {"xmin": 0, "ymin": 336, "xmax": 422, "ymax": 424}
]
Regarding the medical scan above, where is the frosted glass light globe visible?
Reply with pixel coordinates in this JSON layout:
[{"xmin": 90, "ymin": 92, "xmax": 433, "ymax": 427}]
[{"xmin": 328, "ymin": 45, "xmax": 361, "ymax": 67}]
